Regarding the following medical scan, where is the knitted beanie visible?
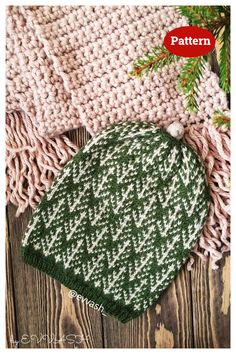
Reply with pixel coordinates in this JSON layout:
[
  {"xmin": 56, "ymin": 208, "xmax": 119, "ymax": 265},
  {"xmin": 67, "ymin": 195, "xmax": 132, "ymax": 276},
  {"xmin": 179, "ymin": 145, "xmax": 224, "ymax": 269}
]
[{"xmin": 21, "ymin": 121, "xmax": 210, "ymax": 323}]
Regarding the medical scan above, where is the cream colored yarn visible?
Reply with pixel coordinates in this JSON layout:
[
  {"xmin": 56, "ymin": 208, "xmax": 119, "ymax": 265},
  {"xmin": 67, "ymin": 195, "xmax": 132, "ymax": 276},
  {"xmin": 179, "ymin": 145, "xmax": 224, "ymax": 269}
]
[{"xmin": 6, "ymin": 6, "xmax": 230, "ymax": 268}]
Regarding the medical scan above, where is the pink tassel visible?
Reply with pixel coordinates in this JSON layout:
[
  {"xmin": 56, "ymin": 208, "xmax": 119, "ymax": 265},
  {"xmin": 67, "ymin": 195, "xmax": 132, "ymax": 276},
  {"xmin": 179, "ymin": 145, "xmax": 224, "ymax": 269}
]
[
  {"xmin": 6, "ymin": 113, "xmax": 230, "ymax": 269},
  {"xmin": 6, "ymin": 111, "xmax": 78, "ymax": 216},
  {"xmin": 184, "ymin": 124, "xmax": 230, "ymax": 270}
]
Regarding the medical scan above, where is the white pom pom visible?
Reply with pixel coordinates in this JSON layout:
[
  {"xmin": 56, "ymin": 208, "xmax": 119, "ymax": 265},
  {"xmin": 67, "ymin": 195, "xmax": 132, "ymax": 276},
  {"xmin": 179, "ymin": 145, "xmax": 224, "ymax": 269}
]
[{"xmin": 166, "ymin": 122, "xmax": 184, "ymax": 140}]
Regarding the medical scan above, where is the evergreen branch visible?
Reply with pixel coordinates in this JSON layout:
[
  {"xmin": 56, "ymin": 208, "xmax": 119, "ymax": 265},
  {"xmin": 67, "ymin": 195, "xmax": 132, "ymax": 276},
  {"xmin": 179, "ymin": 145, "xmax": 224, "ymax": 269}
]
[
  {"xmin": 207, "ymin": 6, "xmax": 224, "ymax": 18},
  {"xmin": 129, "ymin": 46, "xmax": 179, "ymax": 77},
  {"xmin": 179, "ymin": 6, "xmax": 230, "ymax": 39},
  {"xmin": 129, "ymin": 6, "xmax": 230, "ymax": 114},
  {"xmin": 178, "ymin": 6, "xmax": 215, "ymax": 26},
  {"xmin": 219, "ymin": 25, "xmax": 230, "ymax": 93},
  {"xmin": 177, "ymin": 56, "xmax": 207, "ymax": 112},
  {"xmin": 212, "ymin": 111, "xmax": 230, "ymax": 128},
  {"xmin": 178, "ymin": 5, "xmax": 230, "ymax": 97},
  {"xmin": 212, "ymin": 6, "xmax": 230, "ymax": 16},
  {"xmin": 209, "ymin": 16, "xmax": 230, "ymax": 39}
]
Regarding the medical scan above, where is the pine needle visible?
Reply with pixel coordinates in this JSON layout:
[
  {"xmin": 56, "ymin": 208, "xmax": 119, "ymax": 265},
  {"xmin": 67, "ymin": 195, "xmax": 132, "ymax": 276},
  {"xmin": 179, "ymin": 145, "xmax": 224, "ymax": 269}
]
[
  {"xmin": 129, "ymin": 46, "xmax": 179, "ymax": 77},
  {"xmin": 177, "ymin": 56, "xmax": 207, "ymax": 112},
  {"xmin": 219, "ymin": 24, "xmax": 230, "ymax": 93},
  {"xmin": 212, "ymin": 111, "xmax": 230, "ymax": 128},
  {"xmin": 129, "ymin": 6, "xmax": 230, "ymax": 113}
]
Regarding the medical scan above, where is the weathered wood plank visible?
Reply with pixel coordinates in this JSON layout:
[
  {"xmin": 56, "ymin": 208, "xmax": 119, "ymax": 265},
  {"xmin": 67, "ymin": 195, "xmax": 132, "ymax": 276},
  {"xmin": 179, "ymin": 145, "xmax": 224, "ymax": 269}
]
[
  {"xmin": 6, "ymin": 126, "xmax": 230, "ymax": 348},
  {"xmin": 7, "ymin": 205, "xmax": 48, "ymax": 348},
  {"xmin": 66, "ymin": 127, "xmax": 91, "ymax": 149},
  {"xmin": 102, "ymin": 264, "xmax": 193, "ymax": 348},
  {"xmin": 191, "ymin": 255, "xmax": 230, "ymax": 348},
  {"xmin": 5, "ymin": 214, "xmax": 18, "ymax": 348},
  {"xmin": 102, "ymin": 312, "xmax": 149, "ymax": 348},
  {"xmin": 6, "ymin": 202, "xmax": 103, "ymax": 348},
  {"xmin": 154, "ymin": 264, "xmax": 193, "ymax": 348},
  {"xmin": 6, "ymin": 128, "xmax": 103, "ymax": 348}
]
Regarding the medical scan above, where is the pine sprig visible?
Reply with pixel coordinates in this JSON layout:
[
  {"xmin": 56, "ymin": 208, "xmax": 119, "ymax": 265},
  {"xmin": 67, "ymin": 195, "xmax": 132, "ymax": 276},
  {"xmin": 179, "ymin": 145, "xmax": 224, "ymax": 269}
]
[
  {"xmin": 179, "ymin": 5, "xmax": 230, "ymax": 93},
  {"xmin": 219, "ymin": 22, "xmax": 230, "ymax": 93},
  {"xmin": 178, "ymin": 6, "xmax": 218, "ymax": 26},
  {"xmin": 212, "ymin": 111, "xmax": 230, "ymax": 128},
  {"xmin": 209, "ymin": 9, "xmax": 230, "ymax": 39},
  {"xmin": 177, "ymin": 56, "xmax": 206, "ymax": 112},
  {"xmin": 129, "ymin": 46, "xmax": 179, "ymax": 77},
  {"xmin": 129, "ymin": 6, "xmax": 230, "ymax": 113}
]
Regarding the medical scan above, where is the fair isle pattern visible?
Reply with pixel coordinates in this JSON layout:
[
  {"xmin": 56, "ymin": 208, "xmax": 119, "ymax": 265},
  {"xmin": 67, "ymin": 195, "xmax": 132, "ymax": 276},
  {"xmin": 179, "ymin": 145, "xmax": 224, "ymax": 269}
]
[{"xmin": 21, "ymin": 122, "xmax": 210, "ymax": 322}]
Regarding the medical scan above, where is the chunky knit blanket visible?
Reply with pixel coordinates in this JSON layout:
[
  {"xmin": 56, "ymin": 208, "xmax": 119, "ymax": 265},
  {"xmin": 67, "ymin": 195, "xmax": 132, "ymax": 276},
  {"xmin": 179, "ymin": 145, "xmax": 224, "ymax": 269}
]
[{"xmin": 6, "ymin": 6, "xmax": 230, "ymax": 268}]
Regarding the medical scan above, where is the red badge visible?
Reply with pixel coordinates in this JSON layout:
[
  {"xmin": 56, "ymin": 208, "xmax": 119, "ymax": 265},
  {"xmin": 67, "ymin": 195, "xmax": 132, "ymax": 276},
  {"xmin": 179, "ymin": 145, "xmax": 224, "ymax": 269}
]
[{"xmin": 164, "ymin": 26, "xmax": 215, "ymax": 57}]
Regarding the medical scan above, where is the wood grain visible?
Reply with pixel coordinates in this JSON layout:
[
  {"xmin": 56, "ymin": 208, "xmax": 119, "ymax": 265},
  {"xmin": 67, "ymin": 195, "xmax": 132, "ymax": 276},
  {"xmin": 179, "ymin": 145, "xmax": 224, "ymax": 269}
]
[
  {"xmin": 5, "ymin": 221, "xmax": 18, "ymax": 348},
  {"xmin": 154, "ymin": 265, "xmax": 193, "ymax": 348},
  {"xmin": 102, "ymin": 265, "xmax": 193, "ymax": 349},
  {"xmin": 191, "ymin": 255, "xmax": 230, "ymax": 348},
  {"xmin": 5, "ymin": 127, "xmax": 230, "ymax": 348}
]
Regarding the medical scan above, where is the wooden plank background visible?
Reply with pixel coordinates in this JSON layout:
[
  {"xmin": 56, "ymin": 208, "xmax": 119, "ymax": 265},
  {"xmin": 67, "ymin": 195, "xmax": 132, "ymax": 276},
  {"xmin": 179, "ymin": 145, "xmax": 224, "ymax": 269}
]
[{"xmin": 6, "ymin": 127, "xmax": 230, "ymax": 348}]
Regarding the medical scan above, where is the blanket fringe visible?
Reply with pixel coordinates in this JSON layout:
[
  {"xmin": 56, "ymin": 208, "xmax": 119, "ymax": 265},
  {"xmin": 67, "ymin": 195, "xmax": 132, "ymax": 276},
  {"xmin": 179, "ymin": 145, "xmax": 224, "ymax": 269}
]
[
  {"xmin": 6, "ymin": 111, "xmax": 78, "ymax": 216},
  {"xmin": 6, "ymin": 113, "xmax": 230, "ymax": 269},
  {"xmin": 184, "ymin": 124, "xmax": 230, "ymax": 270}
]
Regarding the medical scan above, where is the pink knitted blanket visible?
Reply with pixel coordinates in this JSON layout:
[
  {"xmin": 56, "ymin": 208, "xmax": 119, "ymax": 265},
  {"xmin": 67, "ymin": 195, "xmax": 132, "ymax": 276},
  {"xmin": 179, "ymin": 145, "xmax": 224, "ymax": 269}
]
[{"xmin": 6, "ymin": 6, "xmax": 230, "ymax": 268}]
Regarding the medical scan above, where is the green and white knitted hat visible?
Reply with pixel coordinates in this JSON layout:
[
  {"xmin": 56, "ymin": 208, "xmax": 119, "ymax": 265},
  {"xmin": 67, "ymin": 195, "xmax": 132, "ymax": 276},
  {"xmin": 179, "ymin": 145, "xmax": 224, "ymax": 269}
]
[{"xmin": 21, "ymin": 121, "xmax": 210, "ymax": 323}]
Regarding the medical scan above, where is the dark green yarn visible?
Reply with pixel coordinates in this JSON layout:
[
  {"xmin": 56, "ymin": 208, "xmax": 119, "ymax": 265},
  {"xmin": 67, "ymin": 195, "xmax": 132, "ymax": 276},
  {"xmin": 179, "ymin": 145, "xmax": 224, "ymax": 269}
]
[{"xmin": 21, "ymin": 121, "xmax": 210, "ymax": 322}]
